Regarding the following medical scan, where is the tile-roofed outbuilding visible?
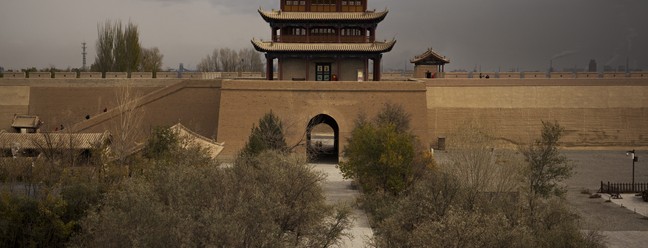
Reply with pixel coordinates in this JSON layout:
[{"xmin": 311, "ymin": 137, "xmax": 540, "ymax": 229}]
[
  {"xmin": 252, "ymin": 39, "xmax": 396, "ymax": 53},
  {"xmin": 11, "ymin": 115, "xmax": 41, "ymax": 129},
  {"xmin": 259, "ymin": 8, "xmax": 388, "ymax": 22},
  {"xmin": 0, "ymin": 132, "xmax": 111, "ymax": 150}
]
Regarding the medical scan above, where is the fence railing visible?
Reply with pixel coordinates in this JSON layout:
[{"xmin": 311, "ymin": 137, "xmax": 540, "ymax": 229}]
[{"xmin": 599, "ymin": 181, "xmax": 648, "ymax": 194}]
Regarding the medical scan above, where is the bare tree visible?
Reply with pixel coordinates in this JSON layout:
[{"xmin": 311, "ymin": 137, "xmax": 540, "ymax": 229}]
[
  {"xmin": 139, "ymin": 47, "xmax": 164, "ymax": 73},
  {"xmin": 238, "ymin": 48, "xmax": 263, "ymax": 72},
  {"xmin": 219, "ymin": 48, "xmax": 239, "ymax": 72},
  {"xmin": 110, "ymin": 82, "xmax": 144, "ymax": 166},
  {"xmin": 197, "ymin": 49, "xmax": 220, "ymax": 72},
  {"xmin": 442, "ymin": 121, "xmax": 522, "ymax": 207}
]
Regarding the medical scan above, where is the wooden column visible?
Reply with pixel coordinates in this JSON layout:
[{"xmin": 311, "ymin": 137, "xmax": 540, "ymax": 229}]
[
  {"xmin": 266, "ymin": 57, "xmax": 273, "ymax": 80},
  {"xmin": 373, "ymin": 57, "xmax": 381, "ymax": 81},
  {"xmin": 306, "ymin": 57, "xmax": 310, "ymax": 81},
  {"xmin": 272, "ymin": 28, "xmax": 277, "ymax": 42},
  {"xmin": 336, "ymin": 57, "xmax": 341, "ymax": 81}
]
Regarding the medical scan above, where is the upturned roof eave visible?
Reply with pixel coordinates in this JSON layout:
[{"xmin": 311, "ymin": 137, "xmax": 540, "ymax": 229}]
[
  {"xmin": 258, "ymin": 8, "xmax": 389, "ymax": 23},
  {"xmin": 251, "ymin": 39, "xmax": 396, "ymax": 53}
]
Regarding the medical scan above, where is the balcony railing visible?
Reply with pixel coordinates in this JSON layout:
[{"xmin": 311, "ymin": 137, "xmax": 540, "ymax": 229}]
[{"xmin": 276, "ymin": 35, "xmax": 369, "ymax": 43}]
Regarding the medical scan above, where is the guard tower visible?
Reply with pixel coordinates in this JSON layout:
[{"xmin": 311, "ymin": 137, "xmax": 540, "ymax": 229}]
[
  {"xmin": 252, "ymin": 0, "xmax": 395, "ymax": 81},
  {"xmin": 411, "ymin": 48, "xmax": 450, "ymax": 78}
]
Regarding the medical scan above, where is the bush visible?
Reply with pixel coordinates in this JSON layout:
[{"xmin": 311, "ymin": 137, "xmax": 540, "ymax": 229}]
[
  {"xmin": 72, "ymin": 141, "xmax": 350, "ymax": 247},
  {"xmin": 339, "ymin": 103, "xmax": 431, "ymax": 195}
]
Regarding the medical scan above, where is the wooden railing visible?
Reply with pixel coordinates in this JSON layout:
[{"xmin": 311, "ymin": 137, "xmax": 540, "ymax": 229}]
[
  {"xmin": 277, "ymin": 35, "xmax": 368, "ymax": 43},
  {"xmin": 599, "ymin": 181, "xmax": 648, "ymax": 194}
]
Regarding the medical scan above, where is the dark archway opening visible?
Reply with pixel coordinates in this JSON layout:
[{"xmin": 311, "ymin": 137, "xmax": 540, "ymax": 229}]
[{"xmin": 307, "ymin": 114, "xmax": 339, "ymax": 164}]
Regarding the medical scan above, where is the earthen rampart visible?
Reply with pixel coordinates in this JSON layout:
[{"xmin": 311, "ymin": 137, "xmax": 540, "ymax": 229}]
[{"xmin": 423, "ymin": 78, "xmax": 648, "ymax": 148}]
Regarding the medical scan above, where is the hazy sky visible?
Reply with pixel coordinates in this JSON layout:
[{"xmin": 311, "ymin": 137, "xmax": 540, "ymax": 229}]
[{"xmin": 1, "ymin": 0, "xmax": 646, "ymax": 72}]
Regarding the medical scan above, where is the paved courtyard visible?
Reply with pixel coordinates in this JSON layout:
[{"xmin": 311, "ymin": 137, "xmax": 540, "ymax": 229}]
[
  {"xmin": 564, "ymin": 150, "xmax": 648, "ymax": 248},
  {"xmin": 312, "ymin": 163, "xmax": 373, "ymax": 248}
]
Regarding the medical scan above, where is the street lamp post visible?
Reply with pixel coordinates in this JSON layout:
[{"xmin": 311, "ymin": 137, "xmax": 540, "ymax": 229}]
[{"xmin": 627, "ymin": 150, "xmax": 639, "ymax": 192}]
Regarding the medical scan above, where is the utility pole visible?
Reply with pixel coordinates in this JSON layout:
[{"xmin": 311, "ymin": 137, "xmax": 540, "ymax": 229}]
[{"xmin": 82, "ymin": 42, "xmax": 87, "ymax": 71}]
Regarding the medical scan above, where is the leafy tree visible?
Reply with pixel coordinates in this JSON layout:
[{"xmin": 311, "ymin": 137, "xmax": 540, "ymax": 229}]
[
  {"xmin": 339, "ymin": 103, "xmax": 431, "ymax": 195},
  {"xmin": 91, "ymin": 20, "xmax": 141, "ymax": 73},
  {"xmin": 0, "ymin": 194, "xmax": 75, "ymax": 248},
  {"xmin": 520, "ymin": 120, "xmax": 572, "ymax": 214},
  {"xmin": 240, "ymin": 111, "xmax": 288, "ymax": 157},
  {"xmin": 367, "ymin": 121, "xmax": 603, "ymax": 248},
  {"xmin": 143, "ymin": 126, "xmax": 179, "ymax": 160}
]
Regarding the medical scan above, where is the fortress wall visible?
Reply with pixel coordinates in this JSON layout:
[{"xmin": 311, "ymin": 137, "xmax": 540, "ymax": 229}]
[
  {"xmin": 425, "ymin": 79, "xmax": 648, "ymax": 148},
  {"xmin": 5, "ymin": 79, "xmax": 180, "ymax": 131},
  {"xmin": 498, "ymin": 72, "xmax": 521, "ymax": 79},
  {"xmin": 215, "ymin": 80, "xmax": 429, "ymax": 159},
  {"xmin": 524, "ymin": 72, "xmax": 548, "ymax": 78},
  {"xmin": 65, "ymin": 80, "xmax": 221, "ymax": 142},
  {"xmin": 603, "ymin": 72, "xmax": 627, "ymax": 78},
  {"xmin": 445, "ymin": 72, "xmax": 469, "ymax": 78},
  {"xmin": 54, "ymin": 72, "xmax": 77, "ymax": 78},
  {"xmin": 631, "ymin": 72, "xmax": 647, "ymax": 78},
  {"xmin": 0, "ymin": 86, "xmax": 30, "ymax": 131},
  {"xmin": 131, "ymin": 72, "xmax": 153, "ymax": 78},
  {"xmin": 550, "ymin": 72, "xmax": 575, "ymax": 79},
  {"xmin": 2, "ymin": 72, "xmax": 26, "ymax": 78},
  {"xmin": 106, "ymin": 72, "xmax": 128, "ymax": 78},
  {"xmin": 576, "ymin": 72, "xmax": 600, "ymax": 78},
  {"xmin": 80, "ymin": 72, "xmax": 102, "ymax": 78},
  {"xmin": 156, "ymin": 72, "xmax": 178, "ymax": 78},
  {"xmin": 29, "ymin": 72, "xmax": 52, "ymax": 79}
]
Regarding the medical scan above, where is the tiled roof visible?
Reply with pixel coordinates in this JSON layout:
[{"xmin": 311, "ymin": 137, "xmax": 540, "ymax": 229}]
[
  {"xmin": 410, "ymin": 48, "xmax": 450, "ymax": 64},
  {"xmin": 171, "ymin": 123, "xmax": 224, "ymax": 159},
  {"xmin": 121, "ymin": 123, "xmax": 224, "ymax": 160},
  {"xmin": 0, "ymin": 132, "xmax": 111, "ymax": 150},
  {"xmin": 251, "ymin": 39, "xmax": 396, "ymax": 53},
  {"xmin": 259, "ymin": 9, "xmax": 388, "ymax": 22},
  {"xmin": 11, "ymin": 115, "xmax": 41, "ymax": 129}
]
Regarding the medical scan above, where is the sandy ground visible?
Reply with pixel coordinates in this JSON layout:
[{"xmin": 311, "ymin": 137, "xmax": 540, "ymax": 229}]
[
  {"xmin": 312, "ymin": 163, "xmax": 374, "ymax": 248},
  {"xmin": 564, "ymin": 150, "xmax": 648, "ymax": 248}
]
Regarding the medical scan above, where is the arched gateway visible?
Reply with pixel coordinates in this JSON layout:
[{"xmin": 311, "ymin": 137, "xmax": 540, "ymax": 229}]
[{"xmin": 306, "ymin": 114, "xmax": 339, "ymax": 163}]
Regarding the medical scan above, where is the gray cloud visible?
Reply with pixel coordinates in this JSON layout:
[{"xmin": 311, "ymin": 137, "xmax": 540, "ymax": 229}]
[{"xmin": 1, "ymin": 0, "xmax": 646, "ymax": 72}]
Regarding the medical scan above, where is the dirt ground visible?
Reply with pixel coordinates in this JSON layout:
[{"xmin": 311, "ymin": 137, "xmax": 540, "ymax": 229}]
[{"xmin": 564, "ymin": 150, "xmax": 648, "ymax": 247}]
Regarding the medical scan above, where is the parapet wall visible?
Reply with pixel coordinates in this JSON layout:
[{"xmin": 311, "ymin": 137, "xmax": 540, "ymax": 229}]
[{"xmin": 1, "ymin": 71, "xmax": 265, "ymax": 79}]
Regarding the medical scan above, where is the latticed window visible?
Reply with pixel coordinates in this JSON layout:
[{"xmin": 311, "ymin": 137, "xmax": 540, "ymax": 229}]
[
  {"xmin": 341, "ymin": 0, "xmax": 363, "ymax": 12},
  {"xmin": 311, "ymin": 28, "xmax": 336, "ymax": 35},
  {"xmin": 289, "ymin": 27, "xmax": 307, "ymax": 36},
  {"xmin": 341, "ymin": 28, "xmax": 362, "ymax": 36},
  {"xmin": 284, "ymin": 0, "xmax": 306, "ymax": 11},
  {"xmin": 312, "ymin": 0, "xmax": 336, "ymax": 12}
]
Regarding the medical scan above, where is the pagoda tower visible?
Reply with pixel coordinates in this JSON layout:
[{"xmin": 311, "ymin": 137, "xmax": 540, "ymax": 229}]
[{"xmin": 252, "ymin": 0, "xmax": 395, "ymax": 81}]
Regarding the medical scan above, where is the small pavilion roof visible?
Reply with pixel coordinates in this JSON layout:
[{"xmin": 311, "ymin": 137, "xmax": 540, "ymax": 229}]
[
  {"xmin": 258, "ymin": 8, "xmax": 388, "ymax": 22},
  {"xmin": 410, "ymin": 48, "xmax": 450, "ymax": 64},
  {"xmin": 251, "ymin": 39, "xmax": 396, "ymax": 53},
  {"xmin": 11, "ymin": 115, "xmax": 41, "ymax": 129}
]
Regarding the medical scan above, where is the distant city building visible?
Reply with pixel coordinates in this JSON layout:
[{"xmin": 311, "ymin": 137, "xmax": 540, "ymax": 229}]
[
  {"xmin": 588, "ymin": 59, "xmax": 597, "ymax": 72},
  {"xmin": 252, "ymin": 0, "xmax": 395, "ymax": 81},
  {"xmin": 603, "ymin": 65, "xmax": 614, "ymax": 72},
  {"xmin": 618, "ymin": 65, "xmax": 626, "ymax": 72}
]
